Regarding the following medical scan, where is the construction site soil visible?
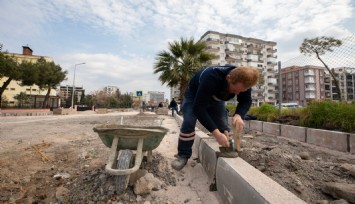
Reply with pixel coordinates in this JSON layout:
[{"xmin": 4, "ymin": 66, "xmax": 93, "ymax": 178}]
[{"xmin": 0, "ymin": 111, "xmax": 354, "ymax": 204}]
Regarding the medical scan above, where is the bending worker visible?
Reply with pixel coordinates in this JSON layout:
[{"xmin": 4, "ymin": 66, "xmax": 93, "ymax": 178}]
[{"xmin": 171, "ymin": 65, "xmax": 259, "ymax": 171}]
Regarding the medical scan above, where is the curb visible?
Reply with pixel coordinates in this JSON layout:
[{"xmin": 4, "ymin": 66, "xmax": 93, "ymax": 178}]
[{"xmin": 174, "ymin": 114, "xmax": 306, "ymax": 204}]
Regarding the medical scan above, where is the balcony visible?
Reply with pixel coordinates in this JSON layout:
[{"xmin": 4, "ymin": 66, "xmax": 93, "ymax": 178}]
[
  {"xmin": 267, "ymin": 78, "xmax": 277, "ymax": 85},
  {"xmin": 305, "ymin": 79, "xmax": 315, "ymax": 84},
  {"xmin": 267, "ymin": 61, "xmax": 277, "ymax": 66},
  {"xmin": 252, "ymin": 88, "xmax": 264, "ymax": 93},
  {"xmin": 206, "ymin": 46, "xmax": 220, "ymax": 52},
  {"xmin": 205, "ymin": 38, "xmax": 220, "ymax": 44},
  {"xmin": 304, "ymin": 70, "xmax": 315, "ymax": 76},
  {"xmin": 225, "ymin": 56, "xmax": 242, "ymax": 62},
  {"xmin": 225, "ymin": 41, "xmax": 243, "ymax": 46},
  {"xmin": 305, "ymin": 94, "xmax": 316, "ymax": 99},
  {"xmin": 305, "ymin": 87, "xmax": 316, "ymax": 91},
  {"xmin": 267, "ymin": 48, "xmax": 277, "ymax": 53},
  {"xmin": 247, "ymin": 44, "xmax": 262, "ymax": 50},
  {"xmin": 225, "ymin": 49, "xmax": 244, "ymax": 54}
]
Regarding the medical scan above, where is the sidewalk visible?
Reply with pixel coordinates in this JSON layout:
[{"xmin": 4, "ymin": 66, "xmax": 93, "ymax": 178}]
[{"xmin": 151, "ymin": 115, "xmax": 223, "ymax": 203}]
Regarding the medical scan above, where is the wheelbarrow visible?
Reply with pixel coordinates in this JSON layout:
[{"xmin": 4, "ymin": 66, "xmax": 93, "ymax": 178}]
[{"xmin": 93, "ymin": 115, "xmax": 168, "ymax": 194}]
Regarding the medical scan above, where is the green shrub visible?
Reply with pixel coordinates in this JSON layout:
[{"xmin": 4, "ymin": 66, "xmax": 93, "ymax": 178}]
[
  {"xmin": 226, "ymin": 104, "xmax": 237, "ymax": 116},
  {"xmin": 300, "ymin": 100, "xmax": 355, "ymax": 133},
  {"xmin": 247, "ymin": 103, "xmax": 278, "ymax": 121}
]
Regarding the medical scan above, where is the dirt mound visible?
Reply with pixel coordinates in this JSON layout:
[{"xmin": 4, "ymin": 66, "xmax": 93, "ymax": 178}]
[
  {"xmin": 68, "ymin": 153, "xmax": 177, "ymax": 203},
  {"xmin": 239, "ymin": 130, "xmax": 355, "ymax": 203}
]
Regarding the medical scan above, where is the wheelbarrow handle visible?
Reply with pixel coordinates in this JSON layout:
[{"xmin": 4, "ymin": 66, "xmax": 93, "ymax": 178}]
[{"xmin": 105, "ymin": 136, "xmax": 144, "ymax": 176}]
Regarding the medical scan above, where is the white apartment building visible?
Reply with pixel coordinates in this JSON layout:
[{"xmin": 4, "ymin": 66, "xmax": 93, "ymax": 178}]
[
  {"xmin": 325, "ymin": 67, "xmax": 355, "ymax": 101},
  {"xmin": 199, "ymin": 31, "xmax": 278, "ymax": 106},
  {"xmin": 147, "ymin": 91, "xmax": 165, "ymax": 103},
  {"xmin": 103, "ymin": 85, "xmax": 119, "ymax": 95},
  {"xmin": 170, "ymin": 85, "xmax": 180, "ymax": 102}
]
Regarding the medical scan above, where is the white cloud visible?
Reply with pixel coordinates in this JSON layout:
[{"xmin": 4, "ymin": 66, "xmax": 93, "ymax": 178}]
[
  {"xmin": 56, "ymin": 52, "xmax": 168, "ymax": 94},
  {"xmin": 1, "ymin": 0, "xmax": 354, "ymax": 98}
]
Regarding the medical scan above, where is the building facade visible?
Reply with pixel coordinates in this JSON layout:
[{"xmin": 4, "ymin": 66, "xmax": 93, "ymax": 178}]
[
  {"xmin": 103, "ymin": 86, "xmax": 119, "ymax": 95},
  {"xmin": 0, "ymin": 46, "xmax": 59, "ymax": 108},
  {"xmin": 146, "ymin": 91, "xmax": 165, "ymax": 103},
  {"xmin": 58, "ymin": 85, "xmax": 85, "ymax": 108},
  {"xmin": 199, "ymin": 31, "xmax": 278, "ymax": 106},
  {"xmin": 170, "ymin": 85, "xmax": 180, "ymax": 103},
  {"xmin": 324, "ymin": 67, "xmax": 355, "ymax": 102},
  {"xmin": 276, "ymin": 65, "xmax": 325, "ymax": 106}
]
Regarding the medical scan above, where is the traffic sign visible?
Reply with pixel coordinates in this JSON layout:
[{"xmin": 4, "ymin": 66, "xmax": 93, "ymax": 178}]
[{"xmin": 136, "ymin": 91, "xmax": 143, "ymax": 97}]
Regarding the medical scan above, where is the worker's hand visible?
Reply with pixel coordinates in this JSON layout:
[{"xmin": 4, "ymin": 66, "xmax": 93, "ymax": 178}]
[
  {"xmin": 232, "ymin": 114, "xmax": 244, "ymax": 132},
  {"xmin": 212, "ymin": 129, "xmax": 229, "ymax": 147}
]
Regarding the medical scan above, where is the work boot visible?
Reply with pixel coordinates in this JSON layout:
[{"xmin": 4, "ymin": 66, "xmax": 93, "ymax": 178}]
[{"xmin": 171, "ymin": 156, "xmax": 188, "ymax": 171}]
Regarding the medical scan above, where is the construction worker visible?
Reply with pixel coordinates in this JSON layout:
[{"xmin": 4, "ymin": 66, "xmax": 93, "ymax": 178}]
[{"xmin": 171, "ymin": 65, "xmax": 259, "ymax": 171}]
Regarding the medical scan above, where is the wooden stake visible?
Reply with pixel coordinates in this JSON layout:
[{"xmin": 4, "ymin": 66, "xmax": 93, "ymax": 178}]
[
  {"xmin": 233, "ymin": 125, "xmax": 241, "ymax": 152},
  {"xmin": 32, "ymin": 146, "xmax": 50, "ymax": 162}
]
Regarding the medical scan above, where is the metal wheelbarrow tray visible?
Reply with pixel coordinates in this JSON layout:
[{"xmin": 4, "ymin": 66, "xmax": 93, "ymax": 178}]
[{"xmin": 93, "ymin": 117, "xmax": 168, "ymax": 194}]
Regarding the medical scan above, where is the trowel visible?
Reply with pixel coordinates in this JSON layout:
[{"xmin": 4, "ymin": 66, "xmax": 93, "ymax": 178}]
[{"xmin": 218, "ymin": 130, "xmax": 238, "ymax": 158}]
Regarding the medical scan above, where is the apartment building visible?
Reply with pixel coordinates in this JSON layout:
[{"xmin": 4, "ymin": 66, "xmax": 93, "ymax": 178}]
[
  {"xmin": 0, "ymin": 46, "xmax": 59, "ymax": 108},
  {"xmin": 199, "ymin": 31, "xmax": 278, "ymax": 105},
  {"xmin": 324, "ymin": 67, "xmax": 355, "ymax": 101},
  {"xmin": 103, "ymin": 85, "xmax": 119, "ymax": 95},
  {"xmin": 58, "ymin": 85, "xmax": 85, "ymax": 108},
  {"xmin": 146, "ymin": 91, "xmax": 165, "ymax": 103},
  {"xmin": 276, "ymin": 65, "xmax": 325, "ymax": 106},
  {"xmin": 170, "ymin": 85, "xmax": 180, "ymax": 103}
]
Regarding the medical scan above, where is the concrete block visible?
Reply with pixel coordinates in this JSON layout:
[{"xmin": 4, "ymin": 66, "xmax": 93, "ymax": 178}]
[
  {"xmin": 250, "ymin": 120, "xmax": 263, "ymax": 131},
  {"xmin": 216, "ymin": 158, "xmax": 306, "ymax": 204},
  {"xmin": 193, "ymin": 130, "xmax": 213, "ymax": 159},
  {"xmin": 174, "ymin": 114, "xmax": 183, "ymax": 127},
  {"xmin": 199, "ymin": 138, "xmax": 219, "ymax": 180},
  {"xmin": 307, "ymin": 128, "xmax": 348, "ymax": 152},
  {"xmin": 350, "ymin": 134, "xmax": 355, "ymax": 154},
  {"xmin": 281, "ymin": 125, "xmax": 306, "ymax": 142},
  {"xmin": 244, "ymin": 120, "xmax": 250, "ymax": 131},
  {"xmin": 156, "ymin": 107, "xmax": 169, "ymax": 115},
  {"xmin": 96, "ymin": 108, "xmax": 108, "ymax": 114},
  {"xmin": 263, "ymin": 122, "xmax": 280, "ymax": 136}
]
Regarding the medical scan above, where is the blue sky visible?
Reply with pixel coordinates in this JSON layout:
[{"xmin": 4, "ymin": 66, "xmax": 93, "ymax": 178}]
[{"xmin": 1, "ymin": 0, "xmax": 354, "ymax": 99}]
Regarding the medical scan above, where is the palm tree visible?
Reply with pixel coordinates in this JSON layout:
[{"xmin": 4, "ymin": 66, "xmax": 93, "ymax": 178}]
[{"xmin": 153, "ymin": 38, "xmax": 217, "ymax": 102}]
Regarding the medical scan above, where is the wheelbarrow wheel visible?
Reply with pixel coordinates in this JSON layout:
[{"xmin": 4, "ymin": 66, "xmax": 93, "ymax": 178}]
[{"xmin": 116, "ymin": 149, "xmax": 134, "ymax": 194}]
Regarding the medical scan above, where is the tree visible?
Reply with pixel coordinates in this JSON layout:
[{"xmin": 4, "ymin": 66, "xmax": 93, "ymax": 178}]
[
  {"xmin": 299, "ymin": 36, "xmax": 343, "ymax": 101},
  {"xmin": 153, "ymin": 38, "xmax": 217, "ymax": 102},
  {"xmin": 14, "ymin": 92, "xmax": 31, "ymax": 108},
  {"xmin": 118, "ymin": 93, "xmax": 133, "ymax": 108},
  {"xmin": 21, "ymin": 58, "xmax": 67, "ymax": 108},
  {"xmin": 0, "ymin": 52, "xmax": 20, "ymax": 107}
]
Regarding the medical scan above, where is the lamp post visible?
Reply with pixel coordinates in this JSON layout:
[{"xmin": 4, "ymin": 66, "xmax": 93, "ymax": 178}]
[{"xmin": 71, "ymin": 62, "xmax": 85, "ymax": 110}]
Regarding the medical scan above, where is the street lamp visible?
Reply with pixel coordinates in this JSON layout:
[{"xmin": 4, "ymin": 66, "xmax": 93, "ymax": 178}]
[{"xmin": 71, "ymin": 62, "xmax": 85, "ymax": 110}]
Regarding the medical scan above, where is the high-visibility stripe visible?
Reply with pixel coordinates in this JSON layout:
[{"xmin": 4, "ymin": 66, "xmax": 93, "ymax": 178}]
[
  {"xmin": 179, "ymin": 136, "xmax": 195, "ymax": 141},
  {"xmin": 180, "ymin": 132, "xmax": 195, "ymax": 137},
  {"xmin": 179, "ymin": 132, "xmax": 195, "ymax": 141}
]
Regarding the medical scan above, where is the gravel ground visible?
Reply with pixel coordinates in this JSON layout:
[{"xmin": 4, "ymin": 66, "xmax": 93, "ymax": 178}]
[{"xmin": 0, "ymin": 111, "xmax": 221, "ymax": 204}]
